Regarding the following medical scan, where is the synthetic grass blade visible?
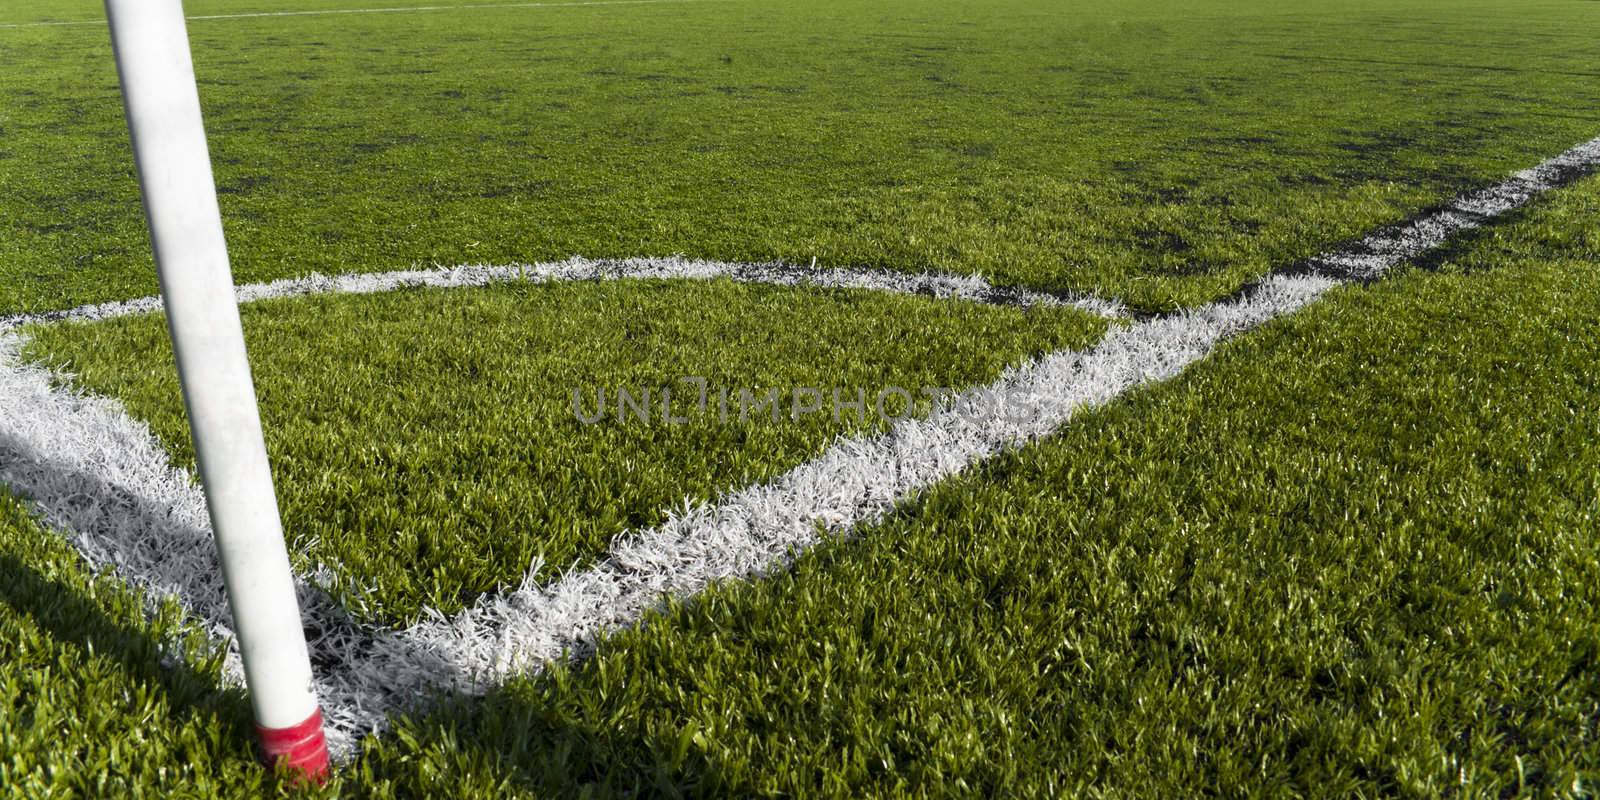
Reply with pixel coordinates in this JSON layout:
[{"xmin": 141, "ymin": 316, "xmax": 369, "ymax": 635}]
[
  {"xmin": 0, "ymin": 331, "xmax": 433, "ymax": 759},
  {"xmin": 1301, "ymin": 136, "xmax": 1600, "ymax": 280},
  {"xmin": 0, "ymin": 133, "xmax": 1595, "ymax": 758}
]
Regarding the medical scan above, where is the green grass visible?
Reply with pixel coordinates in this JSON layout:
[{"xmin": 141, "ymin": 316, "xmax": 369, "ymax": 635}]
[
  {"xmin": 22, "ymin": 279, "xmax": 1105, "ymax": 624},
  {"xmin": 6, "ymin": 120, "xmax": 1598, "ymax": 800},
  {"xmin": 345, "ymin": 177, "xmax": 1600, "ymax": 796},
  {"xmin": 4, "ymin": 0, "xmax": 1600, "ymax": 313},
  {"xmin": 4, "ymin": 0, "xmax": 1600, "ymax": 794},
  {"xmin": 0, "ymin": 488, "xmax": 283, "ymax": 797}
]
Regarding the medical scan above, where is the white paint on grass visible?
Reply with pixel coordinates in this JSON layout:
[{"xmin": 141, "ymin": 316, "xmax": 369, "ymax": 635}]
[
  {"xmin": 0, "ymin": 0, "xmax": 714, "ymax": 30},
  {"xmin": 0, "ymin": 274, "xmax": 1324, "ymax": 759},
  {"xmin": 0, "ymin": 256, "xmax": 1127, "ymax": 333},
  {"xmin": 1303, "ymin": 135, "xmax": 1600, "ymax": 280},
  {"xmin": 0, "ymin": 134, "xmax": 1596, "ymax": 756},
  {"xmin": 380, "ymin": 273, "xmax": 1336, "ymax": 685},
  {"xmin": 0, "ymin": 256, "xmax": 1119, "ymax": 759},
  {"xmin": 0, "ymin": 333, "xmax": 412, "ymax": 757}
]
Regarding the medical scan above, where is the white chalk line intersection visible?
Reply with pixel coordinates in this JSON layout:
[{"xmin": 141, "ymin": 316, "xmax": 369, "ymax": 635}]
[{"xmin": 0, "ymin": 134, "xmax": 1596, "ymax": 758}]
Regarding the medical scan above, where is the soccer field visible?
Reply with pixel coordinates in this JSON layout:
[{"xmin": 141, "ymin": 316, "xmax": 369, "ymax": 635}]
[{"xmin": 2, "ymin": 0, "xmax": 1599, "ymax": 795}]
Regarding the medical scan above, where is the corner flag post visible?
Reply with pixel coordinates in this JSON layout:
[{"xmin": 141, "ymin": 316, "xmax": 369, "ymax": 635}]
[{"xmin": 102, "ymin": 0, "xmax": 330, "ymax": 781}]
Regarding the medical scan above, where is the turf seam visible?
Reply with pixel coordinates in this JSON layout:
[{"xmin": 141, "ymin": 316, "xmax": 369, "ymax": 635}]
[{"xmin": 0, "ymin": 134, "xmax": 1595, "ymax": 759}]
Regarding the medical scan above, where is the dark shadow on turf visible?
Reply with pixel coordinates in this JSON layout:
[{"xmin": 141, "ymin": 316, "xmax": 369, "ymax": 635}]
[
  {"xmin": 0, "ymin": 548, "xmax": 256, "ymax": 748},
  {"xmin": 355, "ymin": 653, "xmax": 749, "ymax": 797},
  {"xmin": 1183, "ymin": 150, "xmax": 1600, "ymax": 319},
  {"xmin": 1401, "ymin": 204, "xmax": 1539, "ymax": 275},
  {"xmin": 0, "ymin": 425, "xmax": 470, "ymax": 755}
]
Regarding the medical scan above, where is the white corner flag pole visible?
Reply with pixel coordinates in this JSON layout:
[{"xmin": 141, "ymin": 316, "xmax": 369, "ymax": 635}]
[{"xmin": 103, "ymin": 0, "xmax": 330, "ymax": 782}]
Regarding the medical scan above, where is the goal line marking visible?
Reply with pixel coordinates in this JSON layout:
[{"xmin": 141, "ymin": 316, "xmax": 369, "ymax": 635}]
[{"xmin": 0, "ymin": 134, "xmax": 1595, "ymax": 758}]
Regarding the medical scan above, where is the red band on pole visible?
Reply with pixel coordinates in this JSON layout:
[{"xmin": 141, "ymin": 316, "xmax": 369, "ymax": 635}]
[{"xmin": 258, "ymin": 707, "xmax": 331, "ymax": 783}]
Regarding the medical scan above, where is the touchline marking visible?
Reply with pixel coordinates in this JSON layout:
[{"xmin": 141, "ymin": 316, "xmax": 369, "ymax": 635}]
[
  {"xmin": 0, "ymin": 134, "xmax": 1596, "ymax": 759},
  {"xmin": 0, "ymin": 257, "xmax": 1127, "ymax": 333},
  {"xmin": 0, "ymin": 0, "xmax": 714, "ymax": 30}
]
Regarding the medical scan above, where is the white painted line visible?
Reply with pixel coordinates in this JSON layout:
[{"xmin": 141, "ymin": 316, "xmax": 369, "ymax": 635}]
[
  {"xmin": 0, "ymin": 0, "xmax": 715, "ymax": 30},
  {"xmin": 0, "ymin": 256, "xmax": 1128, "ymax": 333},
  {"xmin": 0, "ymin": 332, "xmax": 391, "ymax": 757},
  {"xmin": 0, "ymin": 135, "xmax": 1595, "ymax": 758},
  {"xmin": 376, "ymin": 273, "xmax": 1336, "ymax": 688},
  {"xmin": 0, "ymin": 276, "xmax": 1319, "ymax": 759},
  {"xmin": 1302, "ymin": 136, "xmax": 1600, "ymax": 280},
  {"xmin": 0, "ymin": 257, "xmax": 1119, "ymax": 758}
]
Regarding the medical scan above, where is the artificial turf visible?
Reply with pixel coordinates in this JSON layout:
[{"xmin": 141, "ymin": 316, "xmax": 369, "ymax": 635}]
[
  {"xmin": 4, "ymin": 0, "xmax": 1600, "ymax": 795},
  {"xmin": 3, "ymin": 0, "xmax": 1600, "ymax": 313},
  {"xmin": 0, "ymin": 488, "xmax": 278, "ymax": 797},
  {"xmin": 4, "ymin": 133, "xmax": 1598, "ymax": 800},
  {"xmin": 339, "ymin": 176, "xmax": 1600, "ymax": 796},
  {"xmin": 22, "ymin": 279, "xmax": 1106, "ymax": 624}
]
